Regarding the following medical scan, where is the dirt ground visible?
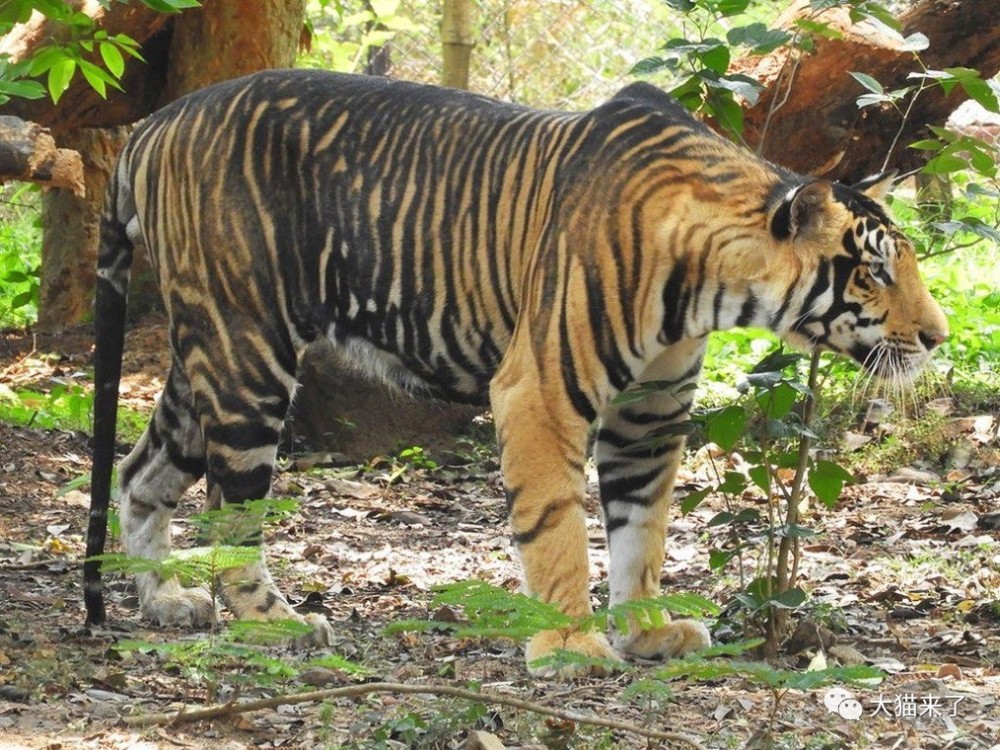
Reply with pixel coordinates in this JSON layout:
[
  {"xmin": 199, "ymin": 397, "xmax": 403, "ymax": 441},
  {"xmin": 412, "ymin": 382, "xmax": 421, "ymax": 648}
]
[{"xmin": 1, "ymin": 320, "xmax": 999, "ymax": 750}]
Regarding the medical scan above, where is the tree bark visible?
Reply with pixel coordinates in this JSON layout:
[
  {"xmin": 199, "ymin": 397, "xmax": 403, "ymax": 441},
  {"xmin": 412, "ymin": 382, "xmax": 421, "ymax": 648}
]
[
  {"xmin": 0, "ymin": 116, "xmax": 83, "ymax": 193},
  {"xmin": 36, "ymin": 127, "xmax": 128, "ymax": 333},
  {"xmin": 738, "ymin": 0, "xmax": 1000, "ymax": 181},
  {"xmin": 162, "ymin": 0, "xmax": 306, "ymax": 102}
]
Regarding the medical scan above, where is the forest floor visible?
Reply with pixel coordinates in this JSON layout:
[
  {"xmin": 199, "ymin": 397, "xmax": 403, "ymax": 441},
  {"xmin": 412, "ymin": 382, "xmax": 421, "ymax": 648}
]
[{"xmin": 1, "ymin": 320, "xmax": 999, "ymax": 750}]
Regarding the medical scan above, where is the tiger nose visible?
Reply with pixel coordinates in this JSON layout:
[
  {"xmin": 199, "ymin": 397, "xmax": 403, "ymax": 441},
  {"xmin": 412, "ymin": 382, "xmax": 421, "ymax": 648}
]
[{"xmin": 918, "ymin": 329, "xmax": 947, "ymax": 351}]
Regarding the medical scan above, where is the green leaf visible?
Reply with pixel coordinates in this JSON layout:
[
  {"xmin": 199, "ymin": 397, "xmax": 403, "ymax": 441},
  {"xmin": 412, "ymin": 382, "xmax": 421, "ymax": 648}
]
[
  {"xmin": 709, "ymin": 92, "xmax": 744, "ymax": 138},
  {"xmin": 11, "ymin": 290, "xmax": 34, "ymax": 309},
  {"xmin": 748, "ymin": 464, "xmax": 770, "ymax": 495},
  {"xmin": 709, "ymin": 548, "xmax": 737, "ymax": 572},
  {"xmin": 849, "ymin": 72, "xmax": 883, "ymax": 95},
  {"xmin": 57, "ymin": 472, "xmax": 91, "ymax": 497},
  {"xmin": 79, "ymin": 60, "xmax": 108, "ymax": 97},
  {"xmin": 908, "ymin": 138, "xmax": 942, "ymax": 150},
  {"xmin": 140, "ymin": 0, "xmax": 201, "ymax": 12},
  {"xmin": 717, "ymin": 0, "xmax": 750, "ymax": 16},
  {"xmin": 715, "ymin": 471, "xmax": 748, "ymax": 497},
  {"xmin": 705, "ymin": 404, "xmax": 745, "ymax": 451},
  {"xmin": 774, "ymin": 523, "xmax": 817, "ymax": 539},
  {"xmin": 794, "ymin": 19, "xmax": 843, "ymax": 40},
  {"xmin": 701, "ymin": 71, "xmax": 761, "ymax": 104},
  {"xmin": 28, "ymin": 46, "xmax": 66, "ymax": 76},
  {"xmin": 679, "ymin": 486, "xmax": 711, "ymax": 515},
  {"xmin": 629, "ymin": 56, "xmax": 670, "ymax": 76},
  {"xmin": 756, "ymin": 380, "xmax": 799, "ymax": 420},
  {"xmin": 700, "ymin": 44, "xmax": 730, "ymax": 75},
  {"xmin": 99, "ymin": 42, "xmax": 126, "ymax": 77},
  {"xmin": 900, "ymin": 32, "xmax": 929, "ymax": 52},
  {"xmin": 856, "ymin": 93, "xmax": 890, "ymax": 108},
  {"xmin": 727, "ymin": 23, "xmax": 791, "ymax": 54},
  {"xmin": 770, "ymin": 587, "xmax": 807, "ymax": 609},
  {"xmin": 228, "ymin": 618, "xmax": 313, "ymax": 645},
  {"xmin": 923, "ymin": 153, "xmax": 968, "ymax": 175},
  {"xmin": 751, "ymin": 348, "xmax": 802, "ymax": 374},
  {"xmin": 809, "ymin": 460, "xmax": 853, "ymax": 507},
  {"xmin": 47, "ymin": 56, "xmax": 76, "ymax": 103},
  {"xmin": 0, "ymin": 80, "xmax": 46, "ymax": 100}
]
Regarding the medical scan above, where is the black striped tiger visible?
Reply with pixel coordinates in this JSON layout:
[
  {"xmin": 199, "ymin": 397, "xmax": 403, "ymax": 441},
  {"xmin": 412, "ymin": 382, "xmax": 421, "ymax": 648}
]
[{"xmin": 85, "ymin": 70, "xmax": 948, "ymax": 675}]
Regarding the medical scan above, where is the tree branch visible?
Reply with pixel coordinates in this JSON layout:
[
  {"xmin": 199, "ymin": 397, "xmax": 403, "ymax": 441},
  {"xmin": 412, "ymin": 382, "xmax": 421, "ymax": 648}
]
[
  {"xmin": 0, "ymin": 116, "xmax": 83, "ymax": 194},
  {"xmin": 120, "ymin": 680, "xmax": 707, "ymax": 748}
]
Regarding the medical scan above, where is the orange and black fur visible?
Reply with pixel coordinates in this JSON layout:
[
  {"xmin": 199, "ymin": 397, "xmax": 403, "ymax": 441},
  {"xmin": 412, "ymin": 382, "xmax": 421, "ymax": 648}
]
[{"xmin": 85, "ymin": 71, "xmax": 947, "ymax": 673}]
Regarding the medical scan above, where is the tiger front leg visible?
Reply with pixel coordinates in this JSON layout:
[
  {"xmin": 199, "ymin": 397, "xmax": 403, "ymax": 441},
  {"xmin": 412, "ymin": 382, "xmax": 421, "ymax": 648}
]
[
  {"xmin": 596, "ymin": 341, "xmax": 711, "ymax": 660},
  {"xmin": 491, "ymin": 372, "xmax": 621, "ymax": 677}
]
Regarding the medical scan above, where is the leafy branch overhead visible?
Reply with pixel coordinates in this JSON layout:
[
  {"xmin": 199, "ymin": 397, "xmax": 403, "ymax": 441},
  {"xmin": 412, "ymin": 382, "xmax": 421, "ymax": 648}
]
[
  {"xmin": 0, "ymin": 0, "xmax": 201, "ymax": 133},
  {"xmin": 629, "ymin": 0, "xmax": 1000, "ymax": 180}
]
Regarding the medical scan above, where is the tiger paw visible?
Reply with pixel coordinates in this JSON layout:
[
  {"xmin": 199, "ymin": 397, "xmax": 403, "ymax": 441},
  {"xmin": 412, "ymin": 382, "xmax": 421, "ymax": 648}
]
[
  {"xmin": 140, "ymin": 578, "xmax": 218, "ymax": 628},
  {"xmin": 525, "ymin": 629, "xmax": 624, "ymax": 678},
  {"xmin": 291, "ymin": 613, "xmax": 336, "ymax": 650},
  {"xmin": 613, "ymin": 618, "xmax": 711, "ymax": 660}
]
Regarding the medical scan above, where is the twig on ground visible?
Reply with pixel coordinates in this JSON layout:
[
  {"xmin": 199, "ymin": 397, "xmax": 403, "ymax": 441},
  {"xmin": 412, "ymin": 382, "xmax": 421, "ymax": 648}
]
[
  {"xmin": 0, "ymin": 558, "xmax": 80, "ymax": 571},
  {"xmin": 121, "ymin": 680, "xmax": 707, "ymax": 748}
]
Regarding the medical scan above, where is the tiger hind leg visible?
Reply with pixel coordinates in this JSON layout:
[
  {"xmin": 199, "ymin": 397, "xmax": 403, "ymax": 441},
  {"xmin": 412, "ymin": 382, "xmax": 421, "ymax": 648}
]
[
  {"xmin": 194, "ymin": 369, "xmax": 335, "ymax": 649},
  {"xmin": 118, "ymin": 361, "xmax": 216, "ymax": 627},
  {"xmin": 596, "ymin": 341, "xmax": 711, "ymax": 659}
]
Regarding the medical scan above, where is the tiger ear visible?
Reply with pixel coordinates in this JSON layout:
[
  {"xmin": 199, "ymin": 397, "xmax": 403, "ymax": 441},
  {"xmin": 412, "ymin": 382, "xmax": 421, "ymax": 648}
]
[
  {"xmin": 852, "ymin": 170, "xmax": 897, "ymax": 202},
  {"xmin": 769, "ymin": 181, "xmax": 832, "ymax": 241}
]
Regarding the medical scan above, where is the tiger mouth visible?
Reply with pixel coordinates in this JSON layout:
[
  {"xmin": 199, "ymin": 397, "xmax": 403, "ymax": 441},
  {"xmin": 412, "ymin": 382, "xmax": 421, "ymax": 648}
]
[{"xmin": 850, "ymin": 342, "xmax": 928, "ymax": 379}]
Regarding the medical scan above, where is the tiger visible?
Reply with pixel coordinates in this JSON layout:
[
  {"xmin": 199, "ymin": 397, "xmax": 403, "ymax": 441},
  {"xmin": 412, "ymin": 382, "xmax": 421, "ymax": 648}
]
[{"xmin": 84, "ymin": 69, "xmax": 948, "ymax": 676}]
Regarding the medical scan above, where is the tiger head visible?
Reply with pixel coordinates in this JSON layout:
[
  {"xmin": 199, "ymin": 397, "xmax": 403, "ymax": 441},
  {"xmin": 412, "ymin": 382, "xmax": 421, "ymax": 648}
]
[{"xmin": 766, "ymin": 173, "xmax": 948, "ymax": 381}]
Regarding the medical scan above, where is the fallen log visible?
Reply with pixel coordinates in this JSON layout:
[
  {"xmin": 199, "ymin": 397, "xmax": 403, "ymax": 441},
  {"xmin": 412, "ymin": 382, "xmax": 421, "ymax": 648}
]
[{"xmin": 737, "ymin": 0, "xmax": 1000, "ymax": 181}]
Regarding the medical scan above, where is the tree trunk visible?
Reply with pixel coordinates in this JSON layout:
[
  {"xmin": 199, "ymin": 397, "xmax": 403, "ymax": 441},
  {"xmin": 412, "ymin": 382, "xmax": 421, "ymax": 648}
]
[
  {"xmin": 36, "ymin": 127, "xmax": 128, "ymax": 333},
  {"xmin": 442, "ymin": 0, "xmax": 474, "ymax": 90},
  {"xmin": 161, "ymin": 0, "xmax": 306, "ymax": 102},
  {"xmin": 738, "ymin": 0, "xmax": 1000, "ymax": 181}
]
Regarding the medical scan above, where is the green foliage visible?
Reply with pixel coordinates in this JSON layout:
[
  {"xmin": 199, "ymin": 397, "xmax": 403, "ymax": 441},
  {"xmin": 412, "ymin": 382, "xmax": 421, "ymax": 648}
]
[
  {"xmin": 630, "ymin": 0, "xmax": 931, "ymax": 140},
  {"xmin": 655, "ymin": 658, "xmax": 882, "ymax": 692},
  {"xmin": 387, "ymin": 580, "xmax": 575, "ymax": 640},
  {"xmin": 189, "ymin": 496, "xmax": 300, "ymax": 547},
  {"xmin": 0, "ymin": 0, "xmax": 198, "ymax": 105},
  {"xmin": 301, "ymin": 0, "xmax": 420, "ymax": 74},
  {"xmin": 396, "ymin": 445, "xmax": 437, "ymax": 470},
  {"xmin": 117, "ymin": 618, "xmax": 364, "ymax": 689},
  {"xmin": 0, "ymin": 385, "xmax": 92, "ymax": 432},
  {"xmin": 92, "ymin": 498, "xmax": 300, "ymax": 586},
  {"xmin": 389, "ymin": 580, "xmax": 718, "ymax": 677},
  {"xmin": 630, "ymin": 0, "xmax": 783, "ymax": 137},
  {"xmin": 0, "ymin": 194, "xmax": 41, "ymax": 328},
  {"xmin": 92, "ymin": 544, "xmax": 262, "ymax": 587},
  {"xmin": 0, "ymin": 383, "xmax": 147, "ymax": 442},
  {"xmin": 677, "ymin": 350, "xmax": 854, "ymax": 650},
  {"xmin": 582, "ymin": 592, "xmax": 720, "ymax": 634}
]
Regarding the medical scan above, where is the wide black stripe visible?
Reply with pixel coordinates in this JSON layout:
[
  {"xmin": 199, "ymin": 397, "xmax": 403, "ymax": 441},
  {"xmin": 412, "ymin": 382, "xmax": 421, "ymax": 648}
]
[
  {"xmin": 204, "ymin": 422, "xmax": 281, "ymax": 451},
  {"xmin": 661, "ymin": 257, "xmax": 689, "ymax": 343},
  {"xmin": 599, "ymin": 464, "xmax": 664, "ymax": 505},
  {"xmin": 512, "ymin": 500, "xmax": 563, "ymax": 546}
]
